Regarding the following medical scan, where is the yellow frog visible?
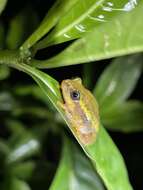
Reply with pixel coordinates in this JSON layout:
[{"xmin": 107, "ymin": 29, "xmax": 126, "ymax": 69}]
[{"xmin": 59, "ymin": 78, "xmax": 100, "ymax": 145}]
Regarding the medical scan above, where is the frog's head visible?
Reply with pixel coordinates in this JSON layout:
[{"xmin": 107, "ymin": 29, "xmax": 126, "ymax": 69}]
[{"xmin": 61, "ymin": 78, "xmax": 83, "ymax": 104}]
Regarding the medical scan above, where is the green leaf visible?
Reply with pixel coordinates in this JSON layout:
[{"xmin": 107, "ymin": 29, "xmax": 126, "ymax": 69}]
[
  {"xmin": 0, "ymin": 140, "xmax": 9, "ymax": 173},
  {"xmin": 101, "ymin": 101, "xmax": 143, "ymax": 132},
  {"xmin": 50, "ymin": 138, "xmax": 105, "ymax": 190},
  {"xmin": 2, "ymin": 178, "xmax": 31, "ymax": 190},
  {"xmin": 31, "ymin": 0, "xmax": 143, "ymax": 68},
  {"xmin": 86, "ymin": 126, "xmax": 132, "ymax": 190},
  {"xmin": 94, "ymin": 54, "xmax": 143, "ymax": 110},
  {"xmin": 0, "ymin": 65, "xmax": 10, "ymax": 80},
  {"xmin": 36, "ymin": 0, "xmax": 133, "ymax": 49},
  {"xmin": 29, "ymin": 69, "xmax": 62, "ymax": 109},
  {"xmin": 5, "ymin": 120, "xmax": 26, "ymax": 135},
  {"xmin": 0, "ymin": 139, "xmax": 10, "ymax": 157},
  {"xmin": 6, "ymin": 6, "xmax": 39, "ymax": 49},
  {"xmin": 0, "ymin": 0, "xmax": 7, "ymax": 15},
  {"xmin": 10, "ymin": 161, "xmax": 35, "ymax": 180},
  {"xmin": 6, "ymin": 132, "xmax": 40, "ymax": 164},
  {"xmin": 21, "ymin": 0, "xmax": 78, "ymax": 53},
  {"xmin": 0, "ymin": 92, "xmax": 15, "ymax": 111}
]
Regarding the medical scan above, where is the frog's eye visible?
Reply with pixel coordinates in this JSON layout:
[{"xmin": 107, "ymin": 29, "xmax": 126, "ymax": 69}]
[{"xmin": 70, "ymin": 90, "xmax": 80, "ymax": 101}]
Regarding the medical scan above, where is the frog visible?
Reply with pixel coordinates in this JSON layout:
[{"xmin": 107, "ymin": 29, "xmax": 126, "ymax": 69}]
[{"xmin": 59, "ymin": 78, "xmax": 100, "ymax": 146}]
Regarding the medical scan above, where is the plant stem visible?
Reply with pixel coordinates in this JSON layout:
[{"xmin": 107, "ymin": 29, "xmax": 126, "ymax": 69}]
[{"xmin": 0, "ymin": 50, "xmax": 35, "ymax": 75}]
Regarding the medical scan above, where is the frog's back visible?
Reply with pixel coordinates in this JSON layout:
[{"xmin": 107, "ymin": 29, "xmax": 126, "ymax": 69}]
[{"xmin": 81, "ymin": 86, "xmax": 99, "ymax": 122}]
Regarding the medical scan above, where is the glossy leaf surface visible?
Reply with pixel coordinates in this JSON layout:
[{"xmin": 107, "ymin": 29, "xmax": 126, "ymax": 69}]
[
  {"xmin": 50, "ymin": 138, "xmax": 105, "ymax": 190},
  {"xmin": 31, "ymin": 0, "xmax": 143, "ymax": 68},
  {"xmin": 102, "ymin": 101, "xmax": 143, "ymax": 132},
  {"xmin": 87, "ymin": 125, "xmax": 132, "ymax": 190},
  {"xmin": 94, "ymin": 54, "xmax": 143, "ymax": 110},
  {"xmin": 21, "ymin": 0, "xmax": 78, "ymax": 52},
  {"xmin": 6, "ymin": 132, "xmax": 40, "ymax": 163},
  {"xmin": 37, "ymin": 0, "xmax": 134, "ymax": 49}
]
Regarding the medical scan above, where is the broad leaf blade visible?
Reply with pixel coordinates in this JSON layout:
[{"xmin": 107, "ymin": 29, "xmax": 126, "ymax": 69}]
[
  {"xmin": 31, "ymin": 0, "xmax": 143, "ymax": 68},
  {"xmin": 101, "ymin": 101, "xmax": 143, "ymax": 132},
  {"xmin": 87, "ymin": 125, "xmax": 132, "ymax": 190},
  {"xmin": 94, "ymin": 54, "xmax": 143, "ymax": 110},
  {"xmin": 36, "ymin": 0, "xmax": 134, "ymax": 49},
  {"xmin": 50, "ymin": 138, "xmax": 105, "ymax": 190}
]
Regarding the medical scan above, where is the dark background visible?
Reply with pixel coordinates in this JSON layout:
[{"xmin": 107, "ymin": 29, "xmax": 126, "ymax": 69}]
[{"xmin": 1, "ymin": 0, "xmax": 143, "ymax": 189}]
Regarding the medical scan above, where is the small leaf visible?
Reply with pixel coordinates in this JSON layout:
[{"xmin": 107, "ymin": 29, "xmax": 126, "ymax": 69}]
[
  {"xmin": 0, "ymin": 0, "xmax": 7, "ymax": 15},
  {"xmin": 94, "ymin": 54, "xmax": 143, "ymax": 110},
  {"xmin": 50, "ymin": 138, "xmax": 104, "ymax": 190},
  {"xmin": 0, "ymin": 92, "xmax": 15, "ymax": 111},
  {"xmin": 10, "ymin": 161, "xmax": 35, "ymax": 180},
  {"xmin": 0, "ymin": 139, "xmax": 10, "ymax": 157},
  {"xmin": 101, "ymin": 101, "xmax": 143, "ymax": 132},
  {"xmin": 2, "ymin": 178, "xmax": 31, "ymax": 190},
  {"xmin": 5, "ymin": 120, "xmax": 26, "ymax": 135},
  {"xmin": 6, "ymin": 6, "xmax": 39, "ymax": 49},
  {"xmin": 6, "ymin": 132, "xmax": 40, "ymax": 164}
]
